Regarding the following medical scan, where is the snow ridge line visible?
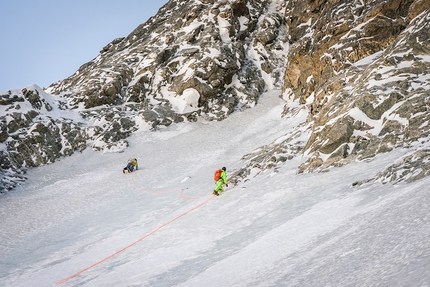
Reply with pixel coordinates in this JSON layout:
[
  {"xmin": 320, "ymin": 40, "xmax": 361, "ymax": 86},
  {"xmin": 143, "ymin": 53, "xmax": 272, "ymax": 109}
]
[
  {"xmin": 131, "ymin": 172, "xmax": 211, "ymax": 201},
  {"xmin": 56, "ymin": 177, "xmax": 216, "ymax": 285}
]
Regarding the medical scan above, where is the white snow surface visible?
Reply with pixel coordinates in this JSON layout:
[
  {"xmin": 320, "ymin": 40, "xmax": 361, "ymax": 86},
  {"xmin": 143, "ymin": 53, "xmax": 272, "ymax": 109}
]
[{"xmin": 0, "ymin": 91, "xmax": 429, "ymax": 286}]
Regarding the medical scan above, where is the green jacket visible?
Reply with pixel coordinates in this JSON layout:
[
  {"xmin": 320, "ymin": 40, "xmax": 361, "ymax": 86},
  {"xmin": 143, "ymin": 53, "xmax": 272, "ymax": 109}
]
[{"xmin": 219, "ymin": 170, "xmax": 227, "ymax": 184}]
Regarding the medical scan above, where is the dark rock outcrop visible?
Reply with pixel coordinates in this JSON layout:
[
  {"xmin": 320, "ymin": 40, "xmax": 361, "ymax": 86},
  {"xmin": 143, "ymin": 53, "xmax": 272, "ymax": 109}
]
[{"xmin": 0, "ymin": 86, "xmax": 87, "ymax": 191}]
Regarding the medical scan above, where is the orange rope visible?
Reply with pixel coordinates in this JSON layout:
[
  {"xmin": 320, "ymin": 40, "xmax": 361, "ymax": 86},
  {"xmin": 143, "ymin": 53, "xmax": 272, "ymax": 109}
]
[
  {"xmin": 56, "ymin": 172, "xmax": 215, "ymax": 285},
  {"xmin": 56, "ymin": 195, "xmax": 215, "ymax": 284}
]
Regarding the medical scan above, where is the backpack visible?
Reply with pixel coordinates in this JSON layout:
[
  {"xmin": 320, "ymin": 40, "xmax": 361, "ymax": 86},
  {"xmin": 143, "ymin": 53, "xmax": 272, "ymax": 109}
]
[{"xmin": 214, "ymin": 169, "xmax": 222, "ymax": 181}]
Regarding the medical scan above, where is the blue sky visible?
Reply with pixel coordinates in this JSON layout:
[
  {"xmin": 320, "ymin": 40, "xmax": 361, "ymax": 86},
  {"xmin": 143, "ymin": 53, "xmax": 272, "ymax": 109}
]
[{"xmin": 0, "ymin": 0, "xmax": 167, "ymax": 92}]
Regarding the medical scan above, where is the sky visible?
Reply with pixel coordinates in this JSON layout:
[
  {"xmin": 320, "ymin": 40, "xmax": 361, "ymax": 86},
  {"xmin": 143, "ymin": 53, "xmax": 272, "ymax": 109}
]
[
  {"xmin": 0, "ymin": 0, "xmax": 168, "ymax": 92},
  {"xmin": 1, "ymin": 90, "xmax": 428, "ymax": 286}
]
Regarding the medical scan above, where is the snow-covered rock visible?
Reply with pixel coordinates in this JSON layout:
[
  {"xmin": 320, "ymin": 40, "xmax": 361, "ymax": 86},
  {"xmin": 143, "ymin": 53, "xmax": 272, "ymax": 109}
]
[{"xmin": 0, "ymin": 85, "xmax": 87, "ymax": 191}]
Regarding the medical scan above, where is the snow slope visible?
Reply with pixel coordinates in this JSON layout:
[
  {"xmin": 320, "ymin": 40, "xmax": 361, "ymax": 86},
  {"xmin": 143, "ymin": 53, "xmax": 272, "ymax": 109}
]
[{"xmin": 0, "ymin": 91, "xmax": 429, "ymax": 286}]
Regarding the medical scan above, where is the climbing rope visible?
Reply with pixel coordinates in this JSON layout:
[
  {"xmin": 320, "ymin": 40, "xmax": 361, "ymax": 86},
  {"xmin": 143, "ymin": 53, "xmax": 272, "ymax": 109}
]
[{"xmin": 56, "ymin": 171, "xmax": 215, "ymax": 285}]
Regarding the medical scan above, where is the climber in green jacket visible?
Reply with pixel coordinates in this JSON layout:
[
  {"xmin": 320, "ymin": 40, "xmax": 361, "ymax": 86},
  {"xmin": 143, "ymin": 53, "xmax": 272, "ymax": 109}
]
[{"xmin": 213, "ymin": 167, "xmax": 228, "ymax": 196}]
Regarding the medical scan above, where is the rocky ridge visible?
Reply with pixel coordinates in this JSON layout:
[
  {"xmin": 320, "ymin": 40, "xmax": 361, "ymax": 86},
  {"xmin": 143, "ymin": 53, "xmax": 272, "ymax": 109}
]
[
  {"xmin": 0, "ymin": 86, "xmax": 87, "ymax": 191},
  {"xmin": 1, "ymin": 0, "xmax": 430, "ymax": 192},
  {"xmin": 48, "ymin": 0, "xmax": 288, "ymax": 124},
  {"xmin": 231, "ymin": 0, "xmax": 430, "ymax": 185}
]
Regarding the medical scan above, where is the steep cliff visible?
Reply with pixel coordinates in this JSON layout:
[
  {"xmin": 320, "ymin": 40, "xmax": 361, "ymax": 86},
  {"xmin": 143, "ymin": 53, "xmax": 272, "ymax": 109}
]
[{"xmin": 230, "ymin": 0, "xmax": 430, "ymax": 184}]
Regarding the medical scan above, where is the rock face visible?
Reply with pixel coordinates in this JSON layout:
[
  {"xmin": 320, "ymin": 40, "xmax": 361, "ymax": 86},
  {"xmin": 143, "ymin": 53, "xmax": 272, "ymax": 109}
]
[
  {"xmin": 230, "ymin": 0, "xmax": 430, "ymax": 184},
  {"xmin": 0, "ymin": 86, "xmax": 87, "ymax": 191},
  {"xmin": 48, "ymin": 0, "xmax": 289, "ymax": 126},
  {"xmin": 284, "ymin": 0, "xmax": 430, "ymax": 175},
  {"xmin": 1, "ymin": 0, "xmax": 430, "ymax": 192}
]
